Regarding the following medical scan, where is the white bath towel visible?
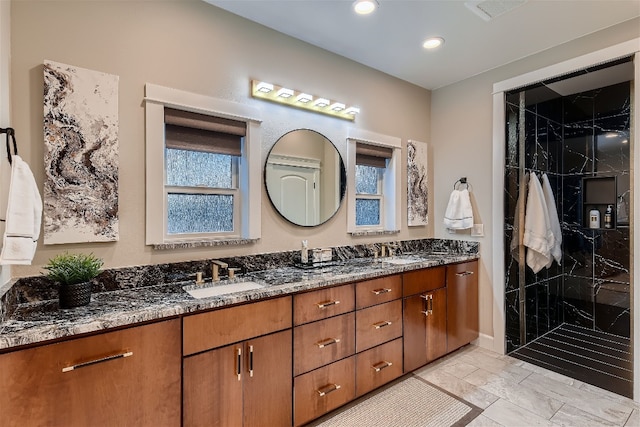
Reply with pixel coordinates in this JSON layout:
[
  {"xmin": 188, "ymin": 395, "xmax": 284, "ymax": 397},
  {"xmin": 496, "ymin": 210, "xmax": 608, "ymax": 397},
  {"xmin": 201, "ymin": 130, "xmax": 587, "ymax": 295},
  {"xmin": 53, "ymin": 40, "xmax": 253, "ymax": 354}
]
[
  {"xmin": 541, "ymin": 174, "xmax": 562, "ymax": 266},
  {"xmin": 523, "ymin": 173, "xmax": 552, "ymax": 273},
  {"xmin": 0, "ymin": 155, "xmax": 42, "ymax": 265},
  {"xmin": 443, "ymin": 189, "xmax": 473, "ymax": 230}
]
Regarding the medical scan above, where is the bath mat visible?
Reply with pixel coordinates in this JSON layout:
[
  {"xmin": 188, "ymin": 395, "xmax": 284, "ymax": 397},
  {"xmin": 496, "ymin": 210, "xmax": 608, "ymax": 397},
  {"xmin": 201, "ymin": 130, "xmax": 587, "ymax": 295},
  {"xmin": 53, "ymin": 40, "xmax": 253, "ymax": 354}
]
[{"xmin": 310, "ymin": 374, "xmax": 481, "ymax": 427}]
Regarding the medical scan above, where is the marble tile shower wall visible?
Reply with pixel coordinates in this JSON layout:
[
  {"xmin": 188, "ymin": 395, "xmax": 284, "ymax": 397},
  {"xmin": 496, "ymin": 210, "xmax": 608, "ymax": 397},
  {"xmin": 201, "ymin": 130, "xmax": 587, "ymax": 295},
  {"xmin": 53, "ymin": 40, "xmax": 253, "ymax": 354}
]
[{"xmin": 504, "ymin": 82, "xmax": 631, "ymax": 353}]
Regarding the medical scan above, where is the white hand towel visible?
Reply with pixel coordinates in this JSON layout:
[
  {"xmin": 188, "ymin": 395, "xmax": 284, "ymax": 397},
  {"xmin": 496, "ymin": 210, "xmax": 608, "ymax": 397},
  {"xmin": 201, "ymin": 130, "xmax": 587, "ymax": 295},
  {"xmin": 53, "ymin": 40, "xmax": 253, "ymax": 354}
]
[
  {"xmin": 443, "ymin": 188, "xmax": 473, "ymax": 230},
  {"xmin": 0, "ymin": 155, "xmax": 42, "ymax": 265},
  {"xmin": 541, "ymin": 174, "xmax": 562, "ymax": 266},
  {"xmin": 523, "ymin": 173, "xmax": 552, "ymax": 273}
]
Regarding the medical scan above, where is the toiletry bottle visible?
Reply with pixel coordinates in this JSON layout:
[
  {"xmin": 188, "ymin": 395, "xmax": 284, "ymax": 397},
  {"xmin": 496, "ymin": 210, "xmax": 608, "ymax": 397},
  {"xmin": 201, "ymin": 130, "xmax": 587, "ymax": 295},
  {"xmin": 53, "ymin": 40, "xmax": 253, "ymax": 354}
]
[
  {"xmin": 604, "ymin": 205, "xmax": 613, "ymax": 229},
  {"xmin": 589, "ymin": 209, "xmax": 600, "ymax": 229}
]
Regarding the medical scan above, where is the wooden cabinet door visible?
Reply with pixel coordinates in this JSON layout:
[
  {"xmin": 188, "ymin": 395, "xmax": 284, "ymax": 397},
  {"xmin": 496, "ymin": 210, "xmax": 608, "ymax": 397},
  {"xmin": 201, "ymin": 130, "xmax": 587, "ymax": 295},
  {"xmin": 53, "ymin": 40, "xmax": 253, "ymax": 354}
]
[
  {"xmin": 403, "ymin": 286, "xmax": 447, "ymax": 372},
  {"xmin": 0, "ymin": 320, "xmax": 181, "ymax": 427},
  {"xmin": 426, "ymin": 287, "xmax": 448, "ymax": 362},
  {"xmin": 243, "ymin": 330, "xmax": 292, "ymax": 427},
  {"xmin": 447, "ymin": 261, "xmax": 479, "ymax": 352},
  {"xmin": 403, "ymin": 294, "xmax": 428, "ymax": 373},
  {"xmin": 183, "ymin": 344, "xmax": 244, "ymax": 427}
]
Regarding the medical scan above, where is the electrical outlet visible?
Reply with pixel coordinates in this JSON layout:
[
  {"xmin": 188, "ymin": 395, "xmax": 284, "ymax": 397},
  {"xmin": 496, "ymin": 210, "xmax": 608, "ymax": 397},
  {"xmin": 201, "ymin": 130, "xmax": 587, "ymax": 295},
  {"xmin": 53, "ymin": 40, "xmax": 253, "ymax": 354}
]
[{"xmin": 471, "ymin": 224, "xmax": 484, "ymax": 237}]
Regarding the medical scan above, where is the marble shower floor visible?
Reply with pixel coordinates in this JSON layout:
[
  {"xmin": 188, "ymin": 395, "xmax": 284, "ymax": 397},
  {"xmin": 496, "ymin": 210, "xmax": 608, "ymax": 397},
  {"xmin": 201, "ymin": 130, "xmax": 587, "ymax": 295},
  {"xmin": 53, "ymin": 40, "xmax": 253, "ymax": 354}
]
[
  {"xmin": 415, "ymin": 344, "xmax": 639, "ymax": 426},
  {"xmin": 510, "ymin": 324, "xmax": 632, "ymax": 398}
]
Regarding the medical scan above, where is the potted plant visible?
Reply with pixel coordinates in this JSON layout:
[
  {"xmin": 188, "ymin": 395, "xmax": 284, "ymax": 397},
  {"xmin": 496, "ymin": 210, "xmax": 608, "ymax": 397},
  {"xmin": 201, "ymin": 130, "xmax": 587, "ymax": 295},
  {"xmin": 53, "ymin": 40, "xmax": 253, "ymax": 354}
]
[{"xmin": 44, "ymin": 252, "xmax": 104, "ymax": 308}]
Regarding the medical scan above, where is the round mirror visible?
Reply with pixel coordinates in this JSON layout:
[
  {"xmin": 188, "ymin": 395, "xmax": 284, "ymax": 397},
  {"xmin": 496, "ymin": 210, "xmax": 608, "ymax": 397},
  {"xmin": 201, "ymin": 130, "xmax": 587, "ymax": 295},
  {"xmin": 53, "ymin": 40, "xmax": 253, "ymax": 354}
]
[{"xmin": 265, "ymin": 129, "xmax": 346, "ymax": 227}]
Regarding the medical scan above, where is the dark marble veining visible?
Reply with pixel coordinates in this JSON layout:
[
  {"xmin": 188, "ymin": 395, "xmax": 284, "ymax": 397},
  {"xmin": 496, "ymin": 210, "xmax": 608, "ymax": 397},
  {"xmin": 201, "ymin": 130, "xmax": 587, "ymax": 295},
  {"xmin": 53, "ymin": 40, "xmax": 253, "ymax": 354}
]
[{"xmin": 0, "ymin": 238, "xmax": 478, "ymax": 351}]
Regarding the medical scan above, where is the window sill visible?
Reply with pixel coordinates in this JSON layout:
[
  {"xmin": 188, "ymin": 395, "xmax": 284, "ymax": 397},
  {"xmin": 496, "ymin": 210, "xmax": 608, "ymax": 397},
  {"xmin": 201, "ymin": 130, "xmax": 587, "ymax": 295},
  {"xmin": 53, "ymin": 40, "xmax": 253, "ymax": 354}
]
[
  {"xmin": 349, "ymin": 229, "xmax": 400, "ymax": 237},
  {"xmin": 152, "ymin": 238, "xmax": 260, "ymax": 250}
]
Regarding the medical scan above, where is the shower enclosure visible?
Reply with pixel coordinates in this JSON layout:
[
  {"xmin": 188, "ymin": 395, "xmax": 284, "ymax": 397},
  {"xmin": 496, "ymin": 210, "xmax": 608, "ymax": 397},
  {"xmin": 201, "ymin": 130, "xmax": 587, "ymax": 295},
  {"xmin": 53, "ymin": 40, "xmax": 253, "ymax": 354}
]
[{"xmin": 503, "ymin": 57, "xmax": 633, "ymax": 398}]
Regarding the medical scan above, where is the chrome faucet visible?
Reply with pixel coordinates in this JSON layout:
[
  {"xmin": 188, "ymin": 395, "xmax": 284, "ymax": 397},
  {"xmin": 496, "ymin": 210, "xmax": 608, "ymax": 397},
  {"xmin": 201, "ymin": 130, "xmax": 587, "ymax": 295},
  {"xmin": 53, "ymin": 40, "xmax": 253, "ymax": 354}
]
[{"xmin": 211, "ymin": 260, "xmax": 228, "ymax": 281}]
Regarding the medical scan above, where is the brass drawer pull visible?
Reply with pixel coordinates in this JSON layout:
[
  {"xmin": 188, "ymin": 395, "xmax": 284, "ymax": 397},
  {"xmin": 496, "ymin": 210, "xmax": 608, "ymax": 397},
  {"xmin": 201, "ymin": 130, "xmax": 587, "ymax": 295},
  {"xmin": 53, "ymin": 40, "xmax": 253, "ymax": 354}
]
[
  {"xmin": 316, "ymin": 300, "xmax": 340, "ymax": 309},
  {"xmin": 373, "ymin": 320, "xmax": 392, "ymax": 329},
  {"xmin": 316, "ymin": 338, "xmax": 341, "ymax": 348},
  {"xmin": 372, "ymin": 361, "xmax": 393, "ymax": 372},
  {"xmin": 62, "ymin": 351, "xmax": 133, "ymax": 373},
  {"xmin": 248, "ymin": 345, "xmax": 254, "ymax": 377},
  {"xmin": 456, "ymin": 271, "xmax": 474, "ymax": 277},
  {"xmin": 371, "ymin": 288, "xmax": 392, "ymax": 295},
  {"xmin": 317, "ymin": 383, "xmax": 341, "ymax": 397}
]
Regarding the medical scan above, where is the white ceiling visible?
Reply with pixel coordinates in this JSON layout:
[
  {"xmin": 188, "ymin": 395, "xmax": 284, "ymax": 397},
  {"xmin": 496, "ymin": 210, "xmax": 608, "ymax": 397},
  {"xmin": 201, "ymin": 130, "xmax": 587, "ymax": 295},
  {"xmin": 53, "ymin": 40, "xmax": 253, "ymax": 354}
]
[{"xmin": 204, "ymin": 0, "xmax": 640, "ymax": 90}]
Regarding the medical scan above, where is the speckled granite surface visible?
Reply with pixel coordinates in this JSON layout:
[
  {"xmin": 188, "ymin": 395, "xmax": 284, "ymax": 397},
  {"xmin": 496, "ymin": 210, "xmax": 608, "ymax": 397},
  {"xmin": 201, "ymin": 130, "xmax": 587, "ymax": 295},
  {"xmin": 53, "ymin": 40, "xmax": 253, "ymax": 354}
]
[{"xmin": 0, "ymin": 239, "xmax": 478, "ymax": 351}]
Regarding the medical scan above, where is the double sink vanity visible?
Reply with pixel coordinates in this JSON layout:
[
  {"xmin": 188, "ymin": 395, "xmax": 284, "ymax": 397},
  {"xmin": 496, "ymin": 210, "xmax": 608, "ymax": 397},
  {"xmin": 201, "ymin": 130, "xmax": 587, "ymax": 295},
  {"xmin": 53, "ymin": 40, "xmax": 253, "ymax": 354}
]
[{"xmin": 0, "ymin": 240, "xmax": 478, "ymax": 426}]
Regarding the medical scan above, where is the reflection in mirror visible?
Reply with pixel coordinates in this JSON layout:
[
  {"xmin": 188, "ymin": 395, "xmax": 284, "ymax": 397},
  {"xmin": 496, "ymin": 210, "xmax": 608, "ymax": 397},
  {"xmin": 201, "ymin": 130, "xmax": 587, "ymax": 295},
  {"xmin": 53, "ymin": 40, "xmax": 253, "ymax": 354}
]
[{"xmin": 265, "ymin": 129, "xmax": 346, "ymax": 226}]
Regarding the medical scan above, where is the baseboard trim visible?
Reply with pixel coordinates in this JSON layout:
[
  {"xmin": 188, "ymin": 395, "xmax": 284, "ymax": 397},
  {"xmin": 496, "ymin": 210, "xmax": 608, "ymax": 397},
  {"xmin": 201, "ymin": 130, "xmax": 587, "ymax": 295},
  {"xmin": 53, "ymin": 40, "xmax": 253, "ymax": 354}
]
[{"xmin": 473, "ymin": 333, "xmax": 500, "ymax": 354}]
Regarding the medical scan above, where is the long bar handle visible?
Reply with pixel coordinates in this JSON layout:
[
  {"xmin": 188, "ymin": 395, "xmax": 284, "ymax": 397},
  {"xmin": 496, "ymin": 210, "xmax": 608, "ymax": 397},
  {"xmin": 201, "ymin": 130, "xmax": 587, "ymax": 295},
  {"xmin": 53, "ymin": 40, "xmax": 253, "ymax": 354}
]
[
  {"xmin": 249, "ymin": 345, "xmax": 254, "ymax": 377},
  {"xmin": 420, "ymin": 294, "xmax": 433, "ymax": 316},
  {"xmin": 62, "ymin": 351, "xmax": 133, "ymax": 373},
  {"xmin": 371, "ymin": 288, "xmax": 392, "ymax": 295},
  {"xmin": 372, "ymin": 361, "xmax": 393, "ymax": 372},
  {"xmin": 236, "ymin": 347, "xmax": 242, "ymax": 381},
  {"xmin": 316, "ymin": 338, "xmax": 341, "ymax": 348},
  {"xmin": 456, "ymin": 271, "xmax": 475, "ymax": 277},
  {"xmin": 373, "ymin": 320, "xmax": 392, "ymax": 329},
  {"xmin": 316, "ymin": 300, "xmax": 340, "ymax": 309},
  {"xmin": 316, "ymin": 383, "xmax": 341, "ymax": 397},
  {"xmin": 420, "ymin": 294, "xmax": 429, "ymax": 316}
]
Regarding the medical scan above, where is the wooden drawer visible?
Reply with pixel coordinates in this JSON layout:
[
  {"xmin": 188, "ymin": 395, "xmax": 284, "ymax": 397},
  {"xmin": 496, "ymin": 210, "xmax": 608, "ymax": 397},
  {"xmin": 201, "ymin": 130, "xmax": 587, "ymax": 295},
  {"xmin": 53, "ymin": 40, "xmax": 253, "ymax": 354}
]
[
  {"xmin": 0, "ymin": 320, "xmax": 182, "ymax": 427},
  {"xmin": 294, "ymin": 356, "xmax": 356, "ymax": 426},
  {"xmin": 403, "ymin": 266, "xmax": 446, "ymax": 296},
  {"xmin": 355, "ymin": 274, "xmax": 402, "ymax": 309},
  {"xmin": 355, "ymin": 338, "xmax": 403, "ymax": 397},
  {"xmin": 294, "ymin": 312, "xmax": 356, "ymax": 376},
  {"xmin": 355, "ymin": 300, "xmax": 402, "ymax": 353},
  {"xmin": 294, "ymin": 284, "xmax": 355, "ymax": 326},
  {"xmin": 183, "ymin": 296, "xmax": 292, "ymax": 356}
]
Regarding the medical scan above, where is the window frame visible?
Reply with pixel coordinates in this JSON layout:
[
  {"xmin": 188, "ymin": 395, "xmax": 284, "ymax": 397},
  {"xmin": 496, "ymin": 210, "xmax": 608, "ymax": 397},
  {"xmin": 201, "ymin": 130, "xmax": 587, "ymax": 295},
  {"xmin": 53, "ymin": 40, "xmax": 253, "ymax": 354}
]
[
  {"xmin": 145, "ymin": 83, "xmax": 262, "ymax": 246},
  {"xmin": 347, "ymin": 129, "xmax": 401, "ymax": 234}
]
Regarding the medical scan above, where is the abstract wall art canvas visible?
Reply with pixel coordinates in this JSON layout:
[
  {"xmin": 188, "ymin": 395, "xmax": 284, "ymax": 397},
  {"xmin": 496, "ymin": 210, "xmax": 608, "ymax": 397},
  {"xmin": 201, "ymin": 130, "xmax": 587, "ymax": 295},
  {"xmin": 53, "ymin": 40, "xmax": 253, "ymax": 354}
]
[
  {"xmin": 407, "ymin": 140, "xmax": 428, "ymax": 226},
  {"xmin": 43, "ymin": 60, "xmax": 119, "ymax": 244}
]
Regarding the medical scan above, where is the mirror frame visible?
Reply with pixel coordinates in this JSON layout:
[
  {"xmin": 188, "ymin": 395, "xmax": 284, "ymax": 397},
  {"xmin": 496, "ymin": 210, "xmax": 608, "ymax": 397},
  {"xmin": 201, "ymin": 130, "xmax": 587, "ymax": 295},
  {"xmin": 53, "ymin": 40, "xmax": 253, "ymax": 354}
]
[{"xmin": 264, "ymin": 129, "xmax": 347, "ymax": 227}]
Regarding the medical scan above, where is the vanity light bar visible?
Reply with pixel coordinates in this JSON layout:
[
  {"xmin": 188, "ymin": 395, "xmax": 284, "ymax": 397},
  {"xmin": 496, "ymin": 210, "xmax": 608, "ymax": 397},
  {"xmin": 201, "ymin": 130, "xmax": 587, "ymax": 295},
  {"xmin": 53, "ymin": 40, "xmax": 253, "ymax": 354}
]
[{"xmin": 250, "ymin": 79, "xmax": 359, "ymax": 121}]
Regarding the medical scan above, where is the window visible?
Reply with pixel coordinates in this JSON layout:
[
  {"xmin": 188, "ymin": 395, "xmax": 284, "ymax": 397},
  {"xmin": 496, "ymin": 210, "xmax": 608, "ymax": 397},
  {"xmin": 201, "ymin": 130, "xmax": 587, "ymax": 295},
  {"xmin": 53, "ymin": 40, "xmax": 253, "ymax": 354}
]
[
  {"xmin": 145, "ymin": 84, "xmax": 261, "ymax": 247},
  {"xmin": 164, "ymin": 108, "xmax": 243, "ymax": 237},
  {"xmin": 347, "ymin": 131, "xmax": 401, "ymax": 234}
]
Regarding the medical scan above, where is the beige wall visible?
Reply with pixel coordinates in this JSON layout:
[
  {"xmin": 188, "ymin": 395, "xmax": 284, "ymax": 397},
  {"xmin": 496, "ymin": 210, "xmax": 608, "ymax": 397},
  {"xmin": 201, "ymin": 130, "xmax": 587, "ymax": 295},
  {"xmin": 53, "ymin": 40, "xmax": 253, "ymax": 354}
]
[
  {"xmin": 431, "ymin": 18, "xmax": 640, "ymax": 347},
  {"xmin": 9, "ymin": 0, "xmax": 432, "ymax": 278}
]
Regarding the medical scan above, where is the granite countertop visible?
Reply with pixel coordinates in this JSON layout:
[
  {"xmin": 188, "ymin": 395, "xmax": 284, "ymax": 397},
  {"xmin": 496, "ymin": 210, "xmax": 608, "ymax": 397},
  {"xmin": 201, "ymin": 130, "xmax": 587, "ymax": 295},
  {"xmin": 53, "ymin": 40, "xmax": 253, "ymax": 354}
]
[{"xmin": 0, "ymin": 252, "xmax": 478, "ymax": 351}]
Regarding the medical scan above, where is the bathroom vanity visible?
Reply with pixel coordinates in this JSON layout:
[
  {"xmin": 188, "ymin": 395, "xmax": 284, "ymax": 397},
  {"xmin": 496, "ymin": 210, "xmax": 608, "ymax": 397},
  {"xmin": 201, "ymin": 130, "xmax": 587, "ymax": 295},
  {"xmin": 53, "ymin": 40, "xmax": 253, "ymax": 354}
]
[{"xmin": 0, "ymin": 245, "xmax": 478, "ymax": 427}]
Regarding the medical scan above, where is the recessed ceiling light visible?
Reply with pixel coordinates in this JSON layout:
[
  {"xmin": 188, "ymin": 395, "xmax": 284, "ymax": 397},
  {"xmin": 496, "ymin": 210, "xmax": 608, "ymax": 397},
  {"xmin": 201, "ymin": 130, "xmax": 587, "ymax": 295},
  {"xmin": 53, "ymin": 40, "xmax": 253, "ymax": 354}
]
[
  {"xmin": 353, "ymin": 0, "xmax": 378, "ymax": 15},
  {"xmin": 423, "ymin": 37, "xmax": 444, "ymax": 50}
]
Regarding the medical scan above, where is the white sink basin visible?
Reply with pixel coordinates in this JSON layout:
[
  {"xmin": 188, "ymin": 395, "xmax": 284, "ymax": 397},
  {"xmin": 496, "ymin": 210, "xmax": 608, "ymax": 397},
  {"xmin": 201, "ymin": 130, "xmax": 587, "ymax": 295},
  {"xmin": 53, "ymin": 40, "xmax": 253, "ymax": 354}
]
[
  {"xmin": 183, "ymin": 281, "xmax": 264, "ymax": 299},
  {"xmin": 382, "ymin": 257, "xmax": 427, "ymax": 265}
]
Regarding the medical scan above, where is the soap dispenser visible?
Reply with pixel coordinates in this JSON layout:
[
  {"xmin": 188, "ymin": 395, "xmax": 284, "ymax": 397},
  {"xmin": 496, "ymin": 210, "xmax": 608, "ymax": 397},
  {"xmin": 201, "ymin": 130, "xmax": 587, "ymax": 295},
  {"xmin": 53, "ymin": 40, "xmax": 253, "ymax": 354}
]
[
  {"xmin": 589, "ymin": 209, "xmax": 600, "ymax": 229},
  {"xmin": 604, "ymin": 205, "xmax": 613, "ymax": 229}
]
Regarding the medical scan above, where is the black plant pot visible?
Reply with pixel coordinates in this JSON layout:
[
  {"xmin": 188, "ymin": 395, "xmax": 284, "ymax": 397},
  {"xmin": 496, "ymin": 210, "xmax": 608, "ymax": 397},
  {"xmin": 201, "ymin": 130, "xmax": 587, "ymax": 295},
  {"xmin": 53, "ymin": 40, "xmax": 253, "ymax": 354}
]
[{"xmin": 59, "ymin": 281, "xmax": 92, "ymax": 308}]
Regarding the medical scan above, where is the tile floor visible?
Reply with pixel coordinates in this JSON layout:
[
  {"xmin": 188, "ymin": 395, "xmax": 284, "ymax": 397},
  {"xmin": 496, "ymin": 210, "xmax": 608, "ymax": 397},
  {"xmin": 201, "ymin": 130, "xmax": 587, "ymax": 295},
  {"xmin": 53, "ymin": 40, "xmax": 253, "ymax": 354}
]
[{"xmin": 414, "ymin": 345, "xmax": 639, "ymax": 426}]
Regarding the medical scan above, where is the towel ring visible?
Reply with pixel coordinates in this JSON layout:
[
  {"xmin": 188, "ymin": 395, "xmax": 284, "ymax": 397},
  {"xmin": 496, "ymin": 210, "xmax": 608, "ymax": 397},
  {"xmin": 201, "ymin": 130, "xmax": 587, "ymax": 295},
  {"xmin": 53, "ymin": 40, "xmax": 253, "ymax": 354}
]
[
  {"xmin": 454, "ymin": 177, "xmax": 471, "ymax": 191},
  {"xmin": 1, "ymin": 127, "xmax": 17, "ymax": 165}
]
